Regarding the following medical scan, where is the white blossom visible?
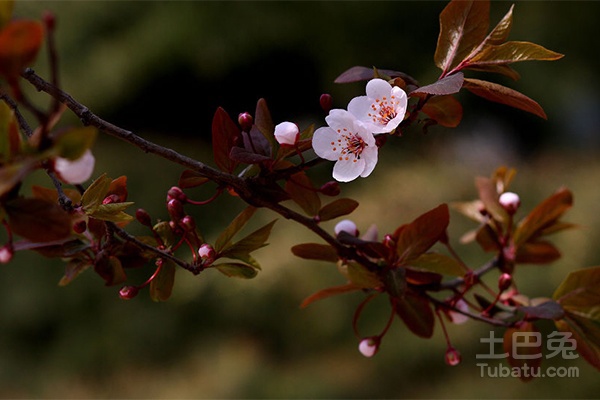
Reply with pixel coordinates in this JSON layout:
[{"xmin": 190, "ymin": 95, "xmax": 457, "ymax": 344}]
[
  {"xmin": 348, "ymin": 78, "xmax": 407, "ymax": 134},
  {"xmin": 54, "ymin": 149, "xmax": 95, "ymax": 184}
]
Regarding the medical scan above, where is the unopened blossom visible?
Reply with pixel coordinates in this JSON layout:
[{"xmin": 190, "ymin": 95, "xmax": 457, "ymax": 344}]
[
  {"xmin": 334, "ymin": 219, "xmax": 358, "ymax": 237},
  {"xmin": 445, "ymin": 346, "xmax": 461, "ymax": 366},
  {"xmin": 0, "ymin": 245, "xmax": 13, "ymax": 264},
  {"xmin": 274, "ymin": 121, "xmax": 299, "ymax": 146},
  {"xmin": 348, "ymin": 78, "xmax": 407, "ymax": 134},
  {"xmin": 54, "ymin": 149, "xmax": 95, "ymax": 184},
  {"xmin": 312, "ymin": 109, "xmax": 377, "ymax": 182},
  {"xmin": 358, "ymin": 337, "xmax": 380, "ymax": 358},
  {"xmin": 499, "ymin": 192, "xmax": 520, "ymax": 215}
]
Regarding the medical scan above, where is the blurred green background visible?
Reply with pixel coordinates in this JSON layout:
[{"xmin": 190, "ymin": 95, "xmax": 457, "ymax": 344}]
[{"xmin": 2, "ymin": 1, "xmax": 599, "ymax": 398}]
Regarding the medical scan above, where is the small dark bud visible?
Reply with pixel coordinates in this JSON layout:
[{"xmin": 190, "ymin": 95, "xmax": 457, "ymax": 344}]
[
  {"xmin": 135, "ymin": 208, "xmax": 152, "ymax": 227},
  {"xmin": 238, "ymin": 112, "xmax": 253, "ymax": 132},
  {"xmin": 319, "ymin": 93, "xmax": 333, "ymax": 113},
  {"xmin": 319, "ymin": 181, "xmax": 341, "ymax": 196},
  {"xmin": 119, "ymin": 285, "xmax": 139, "ymax": 300},
  {"xmin": 180, "ymin": 215, "xmax": 196, "ymax": 232},
  {"xmin": 167, "ymin": 186, "xmax": 187, "ymax": 203},
  {"xmin": 73, "ymin": 220, "xmax": 87, "ymax": 234},
  {"xmin": 42, "ymin": 10, "xmax": 56, "ymax": 31},
  {"xmin": 498, "ymin": 273, "xmax": 512, "ymax": 292}
]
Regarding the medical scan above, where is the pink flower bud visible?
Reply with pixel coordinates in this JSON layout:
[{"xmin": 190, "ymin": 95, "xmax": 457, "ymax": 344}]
[
  {"xmin": 54, "ymin": 149, "xmax": 95, "ymax": 184},
  {"xmin": 445, "ymin": 347, "xmax": 461, "ymax": 366},
  {"xmin": 167, "ymin": 199, "xmax": 185, "ymax": 222},
  {"xmin": 334, "ymin": 219, "xmax": 358, "ymax": 236},
  {"xmin": 0, "ymin": 245, "xmax": 14, "ymax": 264},
  {"xmin": 498, "ymin": 272, "xmax": 512, "ymax": 292},
  {"xmin": 319, "ymin": 93, "xmax": 333, "ymax": 113},
  {"xmin": 119, "ymin": 285, "xmax": 139, "ymax": 300},
  {"xmin": 238, "ymin": 112, "xmax": 253, "ymax": 132},
  {"xmin": 198, "ymin": 243, "xmax": 216, "ymax": 264},
  {"xmin": 167, "ymin": 186, "xmax": 187, "ymax": 203},
  {"xmin": 358, "ymin": 337, "xmax": 380, "ymax": 358},
  {"xmin": 499, "ymin": 192, "xmax": 520, "ymax": 215},
  {"xmin": 102, "ymin": 194, "xmax": 120, "ymax": 205},
  {"xmin": 180, "ymin": 215, "xmax": 196, "ymax": 232},
  {"xmin": 274, "ymin": 121, "xmax": 299, "ymax": 146}
]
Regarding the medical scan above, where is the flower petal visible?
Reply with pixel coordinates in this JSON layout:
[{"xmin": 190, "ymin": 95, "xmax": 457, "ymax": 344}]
[
  {"xmin": 312, "ymin": 126, "xmax": 340, "ymax": 161},
  {"xmin": 333, "ymin": 157, "xmax": 365, "ymax": 182},
  {"xmin": 359, "ymin": 145, "xmax": 378, "ymax": 178},
  {"xmin": 365, "ymin": 78, "xmax": 393, "ymax": 99}
]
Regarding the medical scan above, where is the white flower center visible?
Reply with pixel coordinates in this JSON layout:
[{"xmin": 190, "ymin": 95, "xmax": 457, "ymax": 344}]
[
  {"xmin": 367, "ymin": 95, "xmax": 399, "ymax": 125},
  {"xmin": 331, "ymin": 128, "xmax": 367, "ymax": 162}
]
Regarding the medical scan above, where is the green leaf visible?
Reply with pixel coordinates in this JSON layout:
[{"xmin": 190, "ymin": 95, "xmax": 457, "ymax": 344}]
[
  {"xmin": 5, "ymin": 197, "xmax": 71, "ymax": 242},
  {"xmin": 214, "ymin": 262, "xmax": 258, "ymax": 279},
  {"xmin": 178, "ymin": 169, "xmax": 209, "ymax": 189},
  {"xmin": 342, "ymin": 262, "xmax": 382, "ymax": 289},
  {"xmin": 81, "ymin": 173, "xmax": 111, "ymax": 214},
  {"xmin": 59, "ymin": 259, "xmax": 91, "ymax": 286},
  {"xmin": 395, "ymin": 204, "xmax": 450, "ymax": 264},
  {"xmin": 518, "ymin": 300, "xmax": 564, "ymax": 321},
  {"xmin": 88, "ymin": 202, "xmax": 134, "ymax": 223},
  {"xmin": 407, "ymin": 253, "xmax": 465, "ymax": 276},
  {"xmin": 150, "ymin": 260, "xmax": 176, "ymax": 301},
  {"xmin": 214, "ymin": 206, "xmax": 256, "ymax": 252},
  {"xmin": 211, "ymin": 107, "xmax": 240, "ymax": 173},
  {"xmin": 317, "ymin": 198, "xmax": 359, "ymax": 222},
  {"xmin": 300, "ymin": 283, "xmax": 361, "ymax": 308},
  {"xmin": 153, "ymin": 221, "xmax": 176, "ymax": 248},
  {"xmin": 420, "ymin": 94, "xmax": 463, "ymax": 128},
  {"xmin": 434, "ymin": 0, "xmax": 490, "ymax": 74},
  {"xmin": 469, "ymin": 41, "xmax": 564, "ymax": 66},
  {"xmin": 463, "ymin": 78, "xmax": 547, "ymax": 119},
  {"xmin": 291, "ymin": 243, "xmax": 339, "ymax": 263},
  {"xmin": 285, "ymin": 172, "xmax": 321, "ymax": 216},
  {"xmin": 514, "ymin": 188, "xmax": 573, "ymax": 246},
  {"xmin": 393, "ymin": 290, "xmax": 435, "ymax": 338},
  {"xmin": 220, "ymin": 219, "xmax": 276, "ymax": 259},
  {"xmin": 52, "ymin": 126, "xmax": 97, "ymax": 160}
]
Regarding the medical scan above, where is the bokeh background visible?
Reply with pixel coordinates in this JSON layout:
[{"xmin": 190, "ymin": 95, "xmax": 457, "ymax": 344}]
[{"xmin": 2, "ymin": 1, "xmax": 599, "ymax": 398}]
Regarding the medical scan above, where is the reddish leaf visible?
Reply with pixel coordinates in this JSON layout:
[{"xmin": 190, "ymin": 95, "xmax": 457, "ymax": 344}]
[
  {"xmin": 475, "ymin": 176, "xmax": 508, "ymax": 223},
  {"xmin": 31, "ymin": 185, "xmax": 81, "ymax": 205},
  {"xmin": 5, "ymin": 197, "xmax": 72, "ymax": 242},
  {"xmin": 229, "ymin": 145, "xmax": 272, "ymax": 164},
  {"xmin": 178, "ymin": 169, "xmax": 209, "ymax": 189},
  {"xmin": 434, "ymin": 0, "xmax": 490, "ymax": 74},
  {"xmin": 518, "ymin": 301, "xmax": 564, "ymax": 321},
  {"xmin": 393, "ymin": 290, "xmax": 435, "ymax": 338},
  {"xmin": 94, "ymin": 255, "xmax": 127, "ymax": 287},
  {"xmin": 469, "ymin": 41, "xmax": 564, "ymax": 66},
  {"xmin": 482, "ymin": 4, "xmax": 513, "ymax": 46},
  {"xmin": 334, "ymin": 66, "xmax": 418, "ymax": 86},
  {"xmin": 317, "ymin": 198, "xmax": 359, "ymax": 222},
  {"xmin": 285, "ymin": 172, "xmax": 321, "ymax": 216},
  {"xmin": 107, "ymin": 175, "xmax": 128, "ymax": 202},
  {"xmin": 514, "ymin": 188, "xmax": 573, "ymax": 246},
  {"xmin": 467, "ymin": 64, "xmax": 521, "ymax": 81},
  {"xmin": 405, "ymin": 268, "xmax": 442, "ymax": 286},
  {"xmin": 395, "ymin": 204, "xmax": 450, "ymax": 263},
  {"xmin": 0, "ymin": 1, "xmax": 14, "ymax": 29},
  {"xmin": 0, "ymin": 101, "xmax": 21, "ymax": 160},
  {"xmin": 463, "ymin": 78, "xmax": 547, "ymax": 119},
  {"xmin": 212, "ymin": 107, "xmax": 240, "ymax": 173},
  {"xmin": 300, "ymin": 283, "xmax": 361, "ymax": 308},
  {"xmin": 254, "ymin": 98, "xmax": 276, "ymax": 151},
  {"xmin": 515, "ymin": 240, "xmax": 561, "ymax": 264},
  {"xmin": 343, "ymin": 262, "xmax": 382, "ymax": 289},
  {"xmin": 411, "ymin": 72, "xmax": 464, "ymax": 96},
  {"xmin": 475, "ymin": 223, "xmax": 500, "ymax": 252},
  {"xmin": 150, "ymin": 260, "xmax": 176, "ymax": 301},
  {"xmin": 503, "ymin": 322, "xmax": 543, "ymax": 382},
  {"xmin": 0, "ymin": 20, "xmax": 44, "ymax": 82},
  {"xmin": 552, "ymin": 266, "xmax": 600, "ymax": 371},
  {"xmin": 407, "ymin": 253, "xmax": 465, "ymax": 276},
  {"xmin": 421, "ymin": 95, "xmax": 463, "ymax": 128},
  {"xmin": 291, "ymin": 243, "xmax": 339, "ymax": 263},
  {"xmin": 59, "ymin": 259, "xmax": 91, "ymax": 286},
  {"xmin": 219, "ymin": 219, "xmax": 276, "ymax": 259}
]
